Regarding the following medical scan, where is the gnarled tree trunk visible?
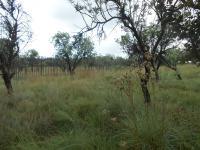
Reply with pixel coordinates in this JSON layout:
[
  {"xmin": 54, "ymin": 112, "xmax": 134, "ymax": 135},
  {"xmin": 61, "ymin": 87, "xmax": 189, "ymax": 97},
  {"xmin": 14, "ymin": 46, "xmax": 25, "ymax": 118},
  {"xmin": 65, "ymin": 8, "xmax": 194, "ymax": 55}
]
[
  {"xmin": 140, "ymin": 52, "xmax": 152, "ymax": 104},
  {"xmin": 1, "ymin": 69, "xmax": 14, "ymax": 95},
  {"xmin": 140, "ymin": 78, "xmax": 151, "ymax": 103}
]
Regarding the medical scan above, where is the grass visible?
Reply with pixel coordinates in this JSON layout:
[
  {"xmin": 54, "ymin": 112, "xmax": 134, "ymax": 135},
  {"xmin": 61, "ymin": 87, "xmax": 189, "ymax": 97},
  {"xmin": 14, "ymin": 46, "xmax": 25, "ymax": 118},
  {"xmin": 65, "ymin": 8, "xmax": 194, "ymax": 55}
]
[{"xmin": 0, "ymin": 65, "xmax": 200, "ymax": 150}]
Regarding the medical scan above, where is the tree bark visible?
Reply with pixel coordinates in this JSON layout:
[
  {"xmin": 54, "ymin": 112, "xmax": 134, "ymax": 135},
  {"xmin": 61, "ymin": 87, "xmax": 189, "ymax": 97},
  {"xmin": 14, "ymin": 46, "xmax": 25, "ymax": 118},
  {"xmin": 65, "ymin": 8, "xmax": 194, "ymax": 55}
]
[
  {"xmin": 140, "ymin": 79, "xmax": 151, "ymax": 103},
  {"xmin": 67, "ymin": 62, "xmax": 73, "ymax": 76},
  {"xmin": 154, "ymin": 69, "xmax": 160, "ymax": 81},
  {"xmin": 140, "ymin": 62, "xmax": 151, "ymax": 104},
  {"xmin": 68, "ymin": 65, "xmax": 75, "ymax": 76},
  {"xmin": 2, "ymin": 71, "xmax": 13, "ymax": 95},
  {"xmin": 69, "ymin": 69, "xmax": 75, "ymax": 76},
  {"xmin": 152, "ymin": 60, "xmax": 160, "ymax": 81},
  {"xmin": 159, "ymin": 55, "xmax": 182, "ymax": 80}
]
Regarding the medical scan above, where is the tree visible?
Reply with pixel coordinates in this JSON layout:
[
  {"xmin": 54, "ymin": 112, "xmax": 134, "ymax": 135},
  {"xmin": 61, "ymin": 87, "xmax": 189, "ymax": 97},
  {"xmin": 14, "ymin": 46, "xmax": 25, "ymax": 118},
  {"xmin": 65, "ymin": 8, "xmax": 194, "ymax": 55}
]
[
  {"xmin": 172, "ymin": 0, "xmax": 200, "ymax": 62},
  {"xmin": 52, "ymin": 32, "xmax": 94, "ymax": 75},
  {"xmin": 25, "ymin": 49, "xmax": 39, "ymax": 72},
  {"xmin": 117, "ymin": 25, "xmax": 182, "ymax": 80},
  {"xmin": 181, "ymin": 0, "xmax": 200, "ymax": 10},
  {"xmin": 25, "ymin": 49, "xmax": 39, "ymax": 59},
  {"xmin": 69, "ymin": 0, "xmax": 181, "ymax": 103},
  {"xmin": 0, "ymin": 0, "xmax": 31, "ymax": 94},
  {"xmin": 166, "ymin": 48, "xmax": 182, "ymax": 65}
]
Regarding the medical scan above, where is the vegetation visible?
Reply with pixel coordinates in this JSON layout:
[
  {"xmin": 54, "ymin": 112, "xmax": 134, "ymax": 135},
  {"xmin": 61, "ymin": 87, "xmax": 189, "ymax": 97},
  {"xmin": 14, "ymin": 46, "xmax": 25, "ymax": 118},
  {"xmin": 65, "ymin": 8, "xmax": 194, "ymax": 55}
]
[
  {"xmin": 69, "ymin": 0, "xmax": 187, "ymax": 103},
  {"xmin": 0, "ymin": 0, "xmax": 199, "ymax": 149},
  {"xmin": 116, "ymin": 28, "xmax": 182, "ymax": 81},
  {"xmin": 25, "ymin": 49, "xmax": 39, "ymax": 60},
  {"xmin": 0, "ymin": 0, "xmax": 31, "ymax": 94},
  {"xmin": 52, "ymin": 32, "xmax": 94, "ymax": 75},
  {"xmin": 0, "ymin": 65, "xmax": 200, "ymax": 150},
  {"xmin": 172, "ymin": 0, "xmax": 200, "ymax": 62}
]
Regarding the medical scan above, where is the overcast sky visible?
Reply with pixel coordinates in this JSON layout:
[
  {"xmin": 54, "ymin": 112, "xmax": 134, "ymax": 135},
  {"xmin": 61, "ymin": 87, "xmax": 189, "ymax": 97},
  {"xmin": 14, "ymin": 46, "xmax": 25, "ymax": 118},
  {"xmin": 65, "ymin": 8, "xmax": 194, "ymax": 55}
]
[{"xmin": 20, "ymin": 0, "xmax": 126, "ymax": 57}]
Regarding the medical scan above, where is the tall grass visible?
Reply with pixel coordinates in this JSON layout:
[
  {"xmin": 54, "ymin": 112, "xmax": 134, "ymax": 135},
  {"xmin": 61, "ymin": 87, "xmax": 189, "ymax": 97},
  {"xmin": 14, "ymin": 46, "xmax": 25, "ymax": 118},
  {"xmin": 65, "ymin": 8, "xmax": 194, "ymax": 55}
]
[{"xmin": 0, "ymin": 65, "xmax": 200, "ymax": 150}]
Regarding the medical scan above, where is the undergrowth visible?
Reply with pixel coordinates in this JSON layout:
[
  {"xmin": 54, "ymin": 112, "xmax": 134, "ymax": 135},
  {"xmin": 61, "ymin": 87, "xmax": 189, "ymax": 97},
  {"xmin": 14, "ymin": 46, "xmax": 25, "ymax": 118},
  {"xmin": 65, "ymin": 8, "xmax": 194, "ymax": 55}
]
[{"xmin": 0, "ymin": 65, "xmax": 199, "ymax": 150}]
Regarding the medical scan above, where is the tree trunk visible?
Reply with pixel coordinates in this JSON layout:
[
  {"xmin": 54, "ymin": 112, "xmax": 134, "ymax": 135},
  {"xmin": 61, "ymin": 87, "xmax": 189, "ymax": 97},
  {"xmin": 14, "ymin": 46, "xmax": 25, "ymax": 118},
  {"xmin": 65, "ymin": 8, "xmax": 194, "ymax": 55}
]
[
  {"xmin": 175, "ymin": 68, "xmax": 182, "ymax": 80},
  {"xmin": 67, "ymin": 63, "xmax": 73, "ymax": 76},
  {"xmin": 154, "ymin": 68, "xmax": 160, "ymax": 81},
  {"xmin": 140, "ymin": 62, "xmax": 151, "ymax": 103},
  {"xmin": 69, "ymin": 70, "xmax": 75, "ymax": 76},
  {"xmin": 68, "ymin": 65, "xmax": 75, "ymax": 76},
  {"xmin": 140, "ymin": 79, "xmax": 151, "ymax": 103},
  {"xmin": 151, "ymin": 57, "xmax": 160, "ymax": 81},
  {"xmin": 2, "ymin": 72, "xmax": 13, "ymax": 95}
]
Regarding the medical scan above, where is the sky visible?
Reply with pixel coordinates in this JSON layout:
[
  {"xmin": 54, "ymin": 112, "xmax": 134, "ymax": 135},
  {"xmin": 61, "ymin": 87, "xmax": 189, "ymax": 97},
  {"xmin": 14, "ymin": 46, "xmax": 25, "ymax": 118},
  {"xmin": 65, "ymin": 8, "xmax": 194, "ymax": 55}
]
[{"xmin": 20, "ymin": 0, "xmax": 126, "ymax": 57}]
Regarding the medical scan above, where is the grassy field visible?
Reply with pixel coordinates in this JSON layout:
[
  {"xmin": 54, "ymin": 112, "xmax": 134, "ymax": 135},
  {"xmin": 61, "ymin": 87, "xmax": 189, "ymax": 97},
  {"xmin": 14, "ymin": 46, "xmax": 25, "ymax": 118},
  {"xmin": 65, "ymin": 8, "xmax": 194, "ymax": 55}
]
[{"xmin": 0, "ymin": 65, "xmax": 200, "ymax": 150}]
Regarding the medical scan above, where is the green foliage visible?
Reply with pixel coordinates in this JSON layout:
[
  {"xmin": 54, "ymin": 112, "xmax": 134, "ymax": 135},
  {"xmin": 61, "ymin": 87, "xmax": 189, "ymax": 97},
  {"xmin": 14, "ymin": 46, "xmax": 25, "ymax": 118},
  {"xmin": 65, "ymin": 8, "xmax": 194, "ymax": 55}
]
[
  {"xmin": 0, "ymin": 39, "xmax": 13, "ymax": 58},
  {"xmin": 52, "ymin": 32, "xmax": 71, "ymax": 57},
  {"xmin": 85, "ymin": 55, "xmax": 128, "ymax": 69},
  {"xmin": 116, "ymin": 33, "xmax": 139, "ymax": 59},
  {"xmin": 52, "ymin": 32, "xmax": 95, "ymax": 74},
  {"xmin": 25, "ymin": 49, "xmax": 39, "ymax": 59},
  {"xmin": 172, "ymin": 1, "xmax": 200, "ymax": 61},
  {"xmin": 0, "ymin": 66, "xmax": 200, "ymax": 149},
  {"xmin": 52, "ymin": 32, "xmax": 94, "ymax": 61},
  {"xmin": 166, "ymin": 48, "xmax": 182, "ymax": 65}
]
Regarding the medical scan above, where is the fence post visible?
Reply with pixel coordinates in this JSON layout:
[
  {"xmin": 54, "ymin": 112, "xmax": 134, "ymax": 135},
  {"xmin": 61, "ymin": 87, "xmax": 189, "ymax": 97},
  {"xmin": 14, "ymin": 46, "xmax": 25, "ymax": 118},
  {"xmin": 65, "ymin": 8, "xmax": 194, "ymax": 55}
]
[{"xmin": 40, "ymin": 57, "xmax": 43, "ymax": 76}]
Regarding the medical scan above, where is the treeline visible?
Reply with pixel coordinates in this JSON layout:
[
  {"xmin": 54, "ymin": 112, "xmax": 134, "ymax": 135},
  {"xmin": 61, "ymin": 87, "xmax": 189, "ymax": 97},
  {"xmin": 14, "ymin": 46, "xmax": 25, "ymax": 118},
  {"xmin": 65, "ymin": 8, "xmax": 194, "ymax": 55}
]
[
  {"xmin": 82, "ymin": 55, "xmax": 128, "ymax": 69},
  {"xmin": 0, "ymin": 0, "xmax": 199, "ymax": 102},
  {"xmin": 16, "ymin": 55, "xmax": 128, "ymax": 71},
  {"xmin": 17, "ymin": 50, "xmax": 198, "ymax": 74}
]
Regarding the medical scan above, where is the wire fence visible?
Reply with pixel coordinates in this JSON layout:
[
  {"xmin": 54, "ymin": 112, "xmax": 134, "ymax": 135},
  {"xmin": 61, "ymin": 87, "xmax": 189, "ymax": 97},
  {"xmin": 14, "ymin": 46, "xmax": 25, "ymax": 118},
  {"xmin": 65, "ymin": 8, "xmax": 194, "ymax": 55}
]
[
  {"xmin": 13, "ymin": 57, "xmax": 67, "ymax": 79},
  {"xmin": 12, "ymin": 57, "xmax": 119, "ymax": 79}
]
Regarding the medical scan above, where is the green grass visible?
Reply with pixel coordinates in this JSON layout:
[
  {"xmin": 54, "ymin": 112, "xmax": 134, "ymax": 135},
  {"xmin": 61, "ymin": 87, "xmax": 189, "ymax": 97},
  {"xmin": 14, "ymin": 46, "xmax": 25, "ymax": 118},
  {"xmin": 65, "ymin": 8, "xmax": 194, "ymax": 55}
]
[{"xmin": 0, "ymin": 65, "xmax": 200, "ymax": 150}]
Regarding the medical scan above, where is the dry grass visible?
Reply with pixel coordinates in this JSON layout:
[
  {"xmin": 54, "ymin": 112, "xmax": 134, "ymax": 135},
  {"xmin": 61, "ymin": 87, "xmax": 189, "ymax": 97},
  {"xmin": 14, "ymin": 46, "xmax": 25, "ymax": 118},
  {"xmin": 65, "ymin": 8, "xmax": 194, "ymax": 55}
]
[{"xmin": 0, "ymin": 65, "xmax": 200, "ymax": 150}]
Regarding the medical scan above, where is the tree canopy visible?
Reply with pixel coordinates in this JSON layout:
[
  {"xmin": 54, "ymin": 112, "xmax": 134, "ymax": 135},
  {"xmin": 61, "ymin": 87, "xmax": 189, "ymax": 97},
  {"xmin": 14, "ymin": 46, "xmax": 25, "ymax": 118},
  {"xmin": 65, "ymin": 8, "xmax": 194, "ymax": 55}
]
[
  {"xmin": 52, "ymin": 32, "xmax": 94, "ymax": 74},
  {"xmin": 69, "ymin": 0, "xmax": 183, "ymax": 103}
]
